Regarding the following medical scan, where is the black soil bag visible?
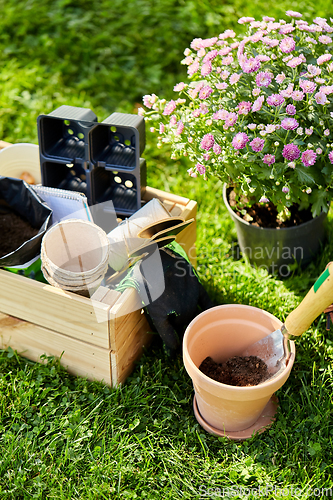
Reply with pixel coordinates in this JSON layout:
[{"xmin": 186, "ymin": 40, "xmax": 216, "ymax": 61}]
[{"xmin": 0, "ymin": 176, "xmax": 52, "ymax": 267}]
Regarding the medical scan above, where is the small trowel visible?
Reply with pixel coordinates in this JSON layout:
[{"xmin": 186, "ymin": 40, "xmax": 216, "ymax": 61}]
[{"xmin": 241, "ymin": 262, "xmax": 333, "ymax": 382}]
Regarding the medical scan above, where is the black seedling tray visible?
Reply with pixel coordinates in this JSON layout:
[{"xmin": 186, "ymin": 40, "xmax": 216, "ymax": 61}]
[{"xmin": 37, "ymin": 106, "xmax": 146, "ymax": 216}]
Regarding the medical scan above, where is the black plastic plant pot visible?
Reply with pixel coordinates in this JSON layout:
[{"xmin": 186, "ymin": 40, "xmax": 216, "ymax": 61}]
[
  {"xmin": 41, "ymin": 160, "xmax": 88, "ymax": 197},
  {"xmin": 0, "ymin": 176, "xmax": 53, "ymax": 267},
  {"xmin": 37, "ymin": 105, "xmax": 98, "ymax": 163},
  {"xmin": 89, "ymin": 113, "xmax": 145, "ymax": 170},
  {"xmin": 90, "ymin": 159, "xmax": 146, "ymax": 216}
]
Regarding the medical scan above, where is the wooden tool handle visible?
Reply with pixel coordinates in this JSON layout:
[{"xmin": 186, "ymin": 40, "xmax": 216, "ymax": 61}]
[{"xmin": 285, "ymin": 262, "xmax": 333, "ymax": 336}]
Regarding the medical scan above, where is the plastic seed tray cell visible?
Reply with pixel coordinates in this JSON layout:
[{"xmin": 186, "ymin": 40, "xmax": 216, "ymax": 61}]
[{"xmin": 89, "ymin": 113, "xmax": 145, "ymax": 170}]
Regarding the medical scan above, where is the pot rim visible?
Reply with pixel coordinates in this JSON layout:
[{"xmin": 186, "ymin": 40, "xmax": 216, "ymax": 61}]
[
  {"xmin": 183, "ymin": 304, "xmax": 296, "ymax": 394},
  {"xmin": 222, "ymin": 183, "xmax": 327, "ymax": 231}
]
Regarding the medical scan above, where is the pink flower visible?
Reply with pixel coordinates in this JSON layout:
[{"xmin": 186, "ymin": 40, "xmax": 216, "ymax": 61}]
[
  {"xmin": 315, "ymin": 92, "xmax": 329, "ymax": 104},
  {"xmin": 319, "ymin": 35, "xmax": 332, "ymax": 44},
  {"xmin": 203, "ymin": 153, "xmax": 210, "ymax": 161},
  {"xmin": 250, "ymin": 137, "xmax": 265, "ymax": 152},
  {"xmin": 192, "ymin": 109, "xmax": 200, "ymax": 118},
  {"xmin": 276, "ymin": 73, "xmax": 286, "ymax": 84},
  {"xmin": 300, "ymin": 80, "xmax": 316, "ymax": 93},
  {"xmin": 229, "ymin": 73, "xmax": 241, "ymax": 84},
  {"xmin": 280, "ymin": 24, "xmax": 295, "ymax": 34},
  {"xmin": 287, "ymin": 57, "xmax": 303, "ymax": 68},
  {"xmin": 242, "ymin": 57, "xmax": 261, "ymax": 73},
  {"xmin": 203, "ymin": 50, "xmax": 218, "ymax": 62},
  {"xmin": 263, "ymin": 38, "xmax": 279, "ymax": 48},
  {"xmin": 279, "ymin": 37, "xmax": 296, "ymax": 53},
  {"xmin": 187, "ymin": 168, "xmax": 197, "ymax": 178},
  {"xmin": 282, "ymin": 186, "xmax": 290, "ymax": 193},
  {"xmin": 263, "ymin": 155, "xmax": 275, "ymax": 165},
  {"xmin": 329, "ymin": 151, "xmax": 333, "ymax": 164},
  {"xmin": 238, "ymin": 101, "xmax": 252, "ymax": 115},
  {"xmin": 219, "ymin": 47, "xmax": 232, "ymax": 56},
  {"xmin": 232, "ymin": 132, "xmax": 249, "ymax": 149},
  {"xmin": 282, "ymin": 143, "xmax": 300, "ymax": 160},
  {"xmin": 163, "ymin": 100, "xmax": 177, "ymax": 115},
  {"xmin": 195, "ymin": 163, "xmax": 206, "ymax": 175},
  {"xmin": 173, "ymin": 82, "xmax": 185, "ymax": 92},
  {"xmin": 213, "ymin": 144, "xmax": 222, "ymax": 154},
  {"xmin": 307, "ymin": 64, "xmax": 321, "ymax": 76},
  {"xmin": 143, "ymin": 94, "xmax": 157, "ymax": 108},
  {"xmin": 280, "ymin": 84, "xmax": 294, "ymax": 98},
  {"xmin": 256, "ymin": 71, "xmax": 273, "ymax": 87},
  {"xmin": 238, "ymin": 17, "xmax": 255, "ymax": 24},
  {"xmin": 281, "ymin": 117, "xmax": 299, "ymax": 130},
  {"xmin": 286, "ymin": 10, "xmax": 302, "ymax": 18},
  {"xmin": 199, "ymin": 103, "xmax": 209, "ymax": 114},
  {"xmin": 220, "ymin": 30, "xmax": 236, "ymax": 39},
  {"xmin": 225, "ymin": 112, "xmax": 238, "ymax": 127},
  {"xmin": 301, "ymin": 149, "xmax": 317, "ymax": 167},
  {"xmin": 305, "ymin": 128, "xmax": 313, "ymax": 135},
  {"xmin": 292, "ymin": 91, "xmax": 305, "ymax": 101},
  {"xmin": 188, "ymin": 61, "xmax": 200, "ymax": 75},
  {"xmin": 252, "ymin": 88, "xmax": 261, "ymax": 96},
  {"xmin": 317, "ymin": 54, "xmax": 332, "ymax": 65},
  {"xmin": 265, "ymin": 124, "xmax": 276, "ymax": 133},
  {"xmin": 169, "ymin": 115, "xmax": 177, "ymax": 126},
  {"xmin": 257, "ymin": 55, "xmax": 270, "ymax": 62},
  {"xmin": 221, "ymin": 70, "xmax": 230, "ymax": 80},
  {"xmin": 306, "ymin": 36, "xmax": 317, "ymax": 44},
  {"xmin": 176, "ymin": 120, "xmax": 184, "ymax": 135},
  {"xmin": 324, "ymin": 129, "xmax": 330, "ymax": 136},
  {"xmin": 252, "ymin": 95, "xmax": 265, "ymax": 112},
  {"xmin": 199, "ymin": 85, "xmax": 213, "ymax": 99},
  {"xmin": 159, "ymin": 123, "xmax": 165, "ymax": 134},
  {"xmin": 247, "ymin": 123, "xmax": 257, "ymax": 131},
  {"xmin": 286, "ymin": 104, "xmax": 296, "ymax": 115},
  {"xmin": 213, "ymin": 109, "xmax": 228, "ymax": 120},
  {"xmin": 200, "ymin": 133, "xmax": 215, "ymax": 150},
  {"xmin": 267, "ymin": 94, "xmax": 285, "ymax": 106},
  {"xmin": 259, "ymin": 196, "xmax": 270, "ymax": 203},
  {"xmin": 222, "ymin": 56, "xmax": 234, "ymax": 66},
  {"xmin": 201, "ymin": 62, "xmax": 212, "ymax": 76},
  {"xmin": 216, "ymin": 82, "xmax": 228, "ymax": 90},
  {"xmin": 190, "ymin": 38, "xmax": 203, "ymax": 50},
  {"xmin": 263, "ymin": 16, "xmax": 275, "ymax": 22}
]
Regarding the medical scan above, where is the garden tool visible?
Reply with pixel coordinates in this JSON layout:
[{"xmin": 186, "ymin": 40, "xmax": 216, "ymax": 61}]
[
  {"xmin": 137, "ymin": 217, "xmax": 194, "ymax": 239},
  {"xmin": 241, "ymin": 262, "xmax": 333, "ymax": 382}
]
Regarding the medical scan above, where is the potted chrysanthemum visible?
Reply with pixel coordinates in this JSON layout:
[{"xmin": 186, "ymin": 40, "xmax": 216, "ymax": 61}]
[{"xmin": 140, "ymin": 11, "xmax": 333, "ymax": 274}]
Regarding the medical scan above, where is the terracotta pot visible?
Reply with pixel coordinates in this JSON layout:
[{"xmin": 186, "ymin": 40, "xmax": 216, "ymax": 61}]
[
  {"xmin": 183, "ymin": 304, "xmax": 295, "ymax": 433},
  {"xmin": 223, "ymin": 184, "xmax": 327, "ymax": 276}
]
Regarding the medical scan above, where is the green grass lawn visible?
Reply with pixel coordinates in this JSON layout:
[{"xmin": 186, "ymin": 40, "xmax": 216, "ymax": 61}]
[{"xmin": 1, "ymin": 0, "xmax": 333, "ymax": 497}]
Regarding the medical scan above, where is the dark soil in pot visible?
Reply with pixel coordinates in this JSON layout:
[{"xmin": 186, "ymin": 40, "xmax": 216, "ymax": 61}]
[
  {"xmin": 228, "ymin": 188, "xmax": 313, "ymax": 229},
  {"xmin": 0, "ymin": 210, "xmax": 39, "ymax": 257},
  {"xmin": 199, "ymin": 355, "xmax": 269, "ymax": 386}
]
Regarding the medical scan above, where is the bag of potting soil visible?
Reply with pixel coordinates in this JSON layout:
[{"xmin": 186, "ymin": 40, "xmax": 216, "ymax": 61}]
[{"xmin": 0, "ymin": 176, "xmax": 52, "ymax": 267}]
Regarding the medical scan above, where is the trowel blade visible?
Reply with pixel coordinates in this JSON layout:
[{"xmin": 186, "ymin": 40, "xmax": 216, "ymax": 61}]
[{"xmin": 240, "ymin": 329, "xmax": 284, "ymax": 374}]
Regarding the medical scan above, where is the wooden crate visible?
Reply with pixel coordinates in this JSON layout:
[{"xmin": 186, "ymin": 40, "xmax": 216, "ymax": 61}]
[{"xmin": 0, "ymin": 141, "xmax": 197, "ymax": 386}]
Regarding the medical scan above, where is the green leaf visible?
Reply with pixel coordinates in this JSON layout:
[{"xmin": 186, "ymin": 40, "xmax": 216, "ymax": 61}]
[
  {"xmin": 295, "ymin": 166, "xmax": 316, "ymax": 186},
  {"xmin": 310, "ymin": 189, "xmax": 329, "ymax": 217}
]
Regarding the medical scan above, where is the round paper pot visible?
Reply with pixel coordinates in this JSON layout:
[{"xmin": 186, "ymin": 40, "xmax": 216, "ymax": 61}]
[{"xmin": 183, "ymin": 304, "xmax": 295, "ymax": 433}]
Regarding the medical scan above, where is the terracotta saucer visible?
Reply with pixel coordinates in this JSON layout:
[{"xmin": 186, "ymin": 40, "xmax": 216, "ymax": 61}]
[{"xmin": 193, "ymin": 394, "xmax": 278, "ymax": 441}]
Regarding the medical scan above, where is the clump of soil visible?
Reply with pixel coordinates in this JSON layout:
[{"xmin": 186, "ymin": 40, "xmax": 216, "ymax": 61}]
[
  {"xmin": 228, "ymin": 188, "xmax": 313, "ymax": 228},
  {"xmin": 199, "ymin": 355, "xmax": 269, "ymax": 386},
  {"xmin": 0, "ymin": 210, "xmax": 39, "ymax": 257}
]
